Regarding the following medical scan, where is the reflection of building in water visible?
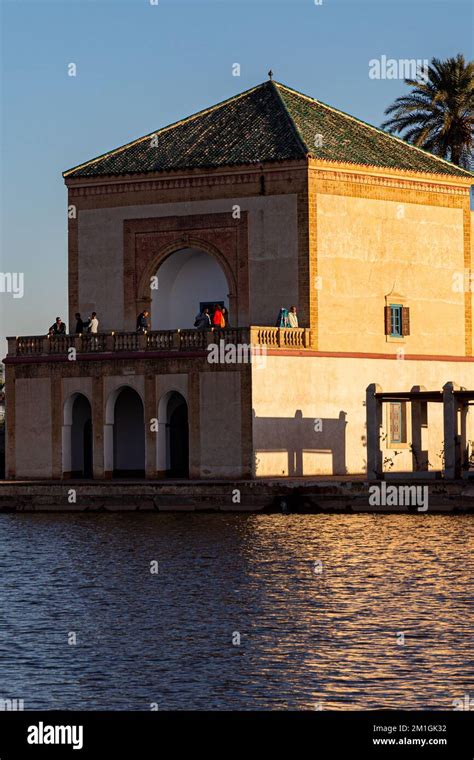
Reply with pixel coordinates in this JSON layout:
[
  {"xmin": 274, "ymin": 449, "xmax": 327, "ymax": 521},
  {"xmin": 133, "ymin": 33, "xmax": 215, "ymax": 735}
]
[{"xmin": 3, "ymin": 80, "xmax": 474, "ymax": 480}]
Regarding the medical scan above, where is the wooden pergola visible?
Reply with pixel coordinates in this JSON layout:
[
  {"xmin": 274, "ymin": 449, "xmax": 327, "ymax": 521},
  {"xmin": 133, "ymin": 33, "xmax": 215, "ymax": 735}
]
[{"xmin": 366, "ymin": 382, "xmax": 474, "ymax": 480}]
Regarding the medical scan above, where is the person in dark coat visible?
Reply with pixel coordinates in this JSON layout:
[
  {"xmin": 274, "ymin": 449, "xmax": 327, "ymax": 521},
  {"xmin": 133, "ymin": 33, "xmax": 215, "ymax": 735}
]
[
  {"xmin": 49, "ymin": 317, "xmax": 66, "ymax": 335},
  {"xmin": 136, "ymin": 310, "xmax": 150, "ymax": 333},
  {"xmin": 74, "ymin": 313, "xmax": 84, "ymax": 333},
  {"xmin": 194, "ymin": 308, "xmax": 211, "ymax": 330}
]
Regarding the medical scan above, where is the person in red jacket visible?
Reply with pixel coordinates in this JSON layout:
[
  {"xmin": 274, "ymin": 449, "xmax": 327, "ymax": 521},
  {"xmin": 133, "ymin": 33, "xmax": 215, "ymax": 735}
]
[{"xmin": 212, "ymin": 304, "xmax": 224, "ymax": 329}]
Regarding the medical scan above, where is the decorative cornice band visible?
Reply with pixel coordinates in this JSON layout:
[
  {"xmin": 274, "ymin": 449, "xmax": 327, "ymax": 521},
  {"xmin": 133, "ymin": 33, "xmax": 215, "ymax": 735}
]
[
  {"xmin": 68, "ymin": 165, "xmax": 471, "ymax": 198},
  {"xmin": 66, "ymin": 163, "xmax": 307, "ymax": 197},
  {"xmin": 311, "ymin": 168, "xmax": 469, "ymax": 196}
]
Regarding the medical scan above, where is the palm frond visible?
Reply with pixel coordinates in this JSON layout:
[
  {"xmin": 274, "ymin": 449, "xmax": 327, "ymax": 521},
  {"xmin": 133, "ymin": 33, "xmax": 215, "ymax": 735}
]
[{"xmin": 381, "ymin": 54, "xmax": 474, "ymax": 167}]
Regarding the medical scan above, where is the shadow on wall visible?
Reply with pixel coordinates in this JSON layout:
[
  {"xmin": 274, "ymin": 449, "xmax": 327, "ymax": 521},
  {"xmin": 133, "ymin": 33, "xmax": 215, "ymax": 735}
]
[{"xmin": 252, "ymin": 409, "xmax": 347, "ymax": 476}]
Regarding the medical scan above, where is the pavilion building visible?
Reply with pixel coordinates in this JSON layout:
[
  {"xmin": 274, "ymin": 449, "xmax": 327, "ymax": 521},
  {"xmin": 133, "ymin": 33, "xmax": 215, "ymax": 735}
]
[{"xmin": 4, "ymin": 80, "xmax": 474, "ymax": 480}]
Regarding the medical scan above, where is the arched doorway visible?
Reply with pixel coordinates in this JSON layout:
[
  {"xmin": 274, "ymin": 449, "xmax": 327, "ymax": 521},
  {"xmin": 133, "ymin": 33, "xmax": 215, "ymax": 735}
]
[
  {"xmin": 63, "ymin": 393, "xmax": 93, "ymax": 478},
  {"xmin": 167, "ymin": 392, "xmax": 189, "ymax": 477},
  {"xmin": 156, "ymin": 391, "xmax": 189, "ymax": 478},
  {"xmin": 150, "ymin": 247, "xmax": 229, "ymax": 329},
  {"xmin": 112, "ymin": 387, "xmax": 145, "ymax": 478}
]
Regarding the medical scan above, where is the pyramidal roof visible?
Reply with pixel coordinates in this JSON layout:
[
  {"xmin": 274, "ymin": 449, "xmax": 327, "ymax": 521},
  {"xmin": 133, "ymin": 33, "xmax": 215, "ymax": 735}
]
[{"xmin": 64, "ymin": 80, "xmax": 472, "ymax": 179}]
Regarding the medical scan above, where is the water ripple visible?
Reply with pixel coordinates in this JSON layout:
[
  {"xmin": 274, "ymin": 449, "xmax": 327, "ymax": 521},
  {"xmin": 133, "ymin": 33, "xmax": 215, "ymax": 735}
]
[{"xmin": 0, "ymin": 513, "xmax": 472, "ymax": 709}]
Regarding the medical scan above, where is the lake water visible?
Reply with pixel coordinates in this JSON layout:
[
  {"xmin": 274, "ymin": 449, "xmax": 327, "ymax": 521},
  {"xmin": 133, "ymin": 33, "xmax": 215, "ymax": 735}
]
[{"xmin": 0, "ymin": 513, "xmax": 472, "ymax": 710}]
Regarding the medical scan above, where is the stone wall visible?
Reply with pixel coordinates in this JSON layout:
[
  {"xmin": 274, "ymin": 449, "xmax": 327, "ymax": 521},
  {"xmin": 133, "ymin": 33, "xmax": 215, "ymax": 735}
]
[
  {"xmin": 5, "ymin": 355, "xmax": 252, "ymax": 480},
  {"xmin": 15, "ymin": 378, "xmax": 52, "ymax": 477}
]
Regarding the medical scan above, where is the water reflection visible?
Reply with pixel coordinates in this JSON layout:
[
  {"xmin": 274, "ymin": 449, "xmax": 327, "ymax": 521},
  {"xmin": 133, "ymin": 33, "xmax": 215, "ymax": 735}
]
[{"xmin": 0, "ymin": 513, "xmax": 472, "ymax": 710}]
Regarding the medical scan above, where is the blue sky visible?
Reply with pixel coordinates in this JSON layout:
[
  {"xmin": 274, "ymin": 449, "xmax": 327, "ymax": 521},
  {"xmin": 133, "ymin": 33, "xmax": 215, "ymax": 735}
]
[{"xmin": 0, "ymin": 0, "xmax": 472, "ymax": 348}]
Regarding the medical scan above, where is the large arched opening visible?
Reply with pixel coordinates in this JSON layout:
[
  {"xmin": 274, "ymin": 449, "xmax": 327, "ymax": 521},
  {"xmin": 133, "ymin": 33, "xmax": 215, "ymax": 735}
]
[
  {"xmin": 62, "ymin": 393, "xmax": 93, "ymax": 478},
  {"xmin": 157, "ymin": 391, "xmax": 189, "ymax": 478},
  {"xmin": 105, "ymin": 386, "xmax": 145, "ymax": 478},
  {"xmin": 150, "ymin": 247, "xmax": 230, "ymax": 329}
]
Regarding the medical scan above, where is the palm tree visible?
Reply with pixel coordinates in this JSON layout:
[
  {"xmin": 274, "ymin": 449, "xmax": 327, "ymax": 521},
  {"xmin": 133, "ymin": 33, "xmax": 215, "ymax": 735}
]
[{"xmin": 381, "ymin": 54, "xmax": 473, "ymax": 169}]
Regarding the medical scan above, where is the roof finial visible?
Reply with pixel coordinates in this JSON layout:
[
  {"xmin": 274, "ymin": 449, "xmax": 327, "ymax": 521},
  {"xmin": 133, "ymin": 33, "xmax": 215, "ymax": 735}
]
[{"xmin": 268, "ymin": 69, "xmax": 273, "ymax": 81}]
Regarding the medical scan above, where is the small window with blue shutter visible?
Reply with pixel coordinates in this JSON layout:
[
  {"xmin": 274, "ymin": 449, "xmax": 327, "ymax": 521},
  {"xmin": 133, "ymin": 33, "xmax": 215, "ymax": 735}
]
[
  {"xmin": 390, "ymin": 304, "xmax": 403, "ymax": 337},
  {"xmin": 384, "ymin": 303, "xmax": 410, "ymax": 338}
]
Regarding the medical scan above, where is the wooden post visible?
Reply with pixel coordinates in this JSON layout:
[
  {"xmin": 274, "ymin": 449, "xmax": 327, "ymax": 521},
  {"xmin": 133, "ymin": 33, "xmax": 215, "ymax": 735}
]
[
  {"xmin": 366, "ymin": 383, "xmax": 383, "ymax": 480},
  {"xmin": 443, "ymin": 382, "xmax": 460, "ymax": 479}
]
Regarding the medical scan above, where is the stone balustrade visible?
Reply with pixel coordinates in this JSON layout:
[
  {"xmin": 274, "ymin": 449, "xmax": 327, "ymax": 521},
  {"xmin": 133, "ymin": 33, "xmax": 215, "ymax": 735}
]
[{"xmin": 6, "ymin": 327, "xmax": 312, "ymax": 358}]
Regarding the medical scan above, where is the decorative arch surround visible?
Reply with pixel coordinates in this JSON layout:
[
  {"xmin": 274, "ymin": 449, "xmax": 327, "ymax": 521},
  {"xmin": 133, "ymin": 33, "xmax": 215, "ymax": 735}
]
[
  {"xmin": 136, "ymin": 239, "xmax": 234, "ymax": 330},
  {"xmin": 123, "ymin": 212, "xmax": 249, "ymax": 330}
]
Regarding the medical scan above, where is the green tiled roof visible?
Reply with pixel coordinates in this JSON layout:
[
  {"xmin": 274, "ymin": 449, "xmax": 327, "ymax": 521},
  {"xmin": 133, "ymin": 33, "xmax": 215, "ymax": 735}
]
[{"xmin": 64, "ymin": 80, "xmax": 472, "ymax": 179}]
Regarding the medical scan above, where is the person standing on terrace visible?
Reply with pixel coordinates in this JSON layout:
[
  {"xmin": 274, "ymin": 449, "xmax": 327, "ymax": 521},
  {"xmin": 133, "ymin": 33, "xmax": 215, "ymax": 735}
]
[
  {"xmin": 288, "ymin": 306, "xmax": 298, "ymax": 328},
  {"xmin": 275, "ymin": 307, "xmax": 289, "ymax": 327},
  {"xmin": 212, "ymin": 304, "xmax": 225, "ymax": 329},
  {"xmin": 194, "ymin": 307, "xmax": 211, "ymax": 330},
  {"xmin": 136, "ymin": 309, "xmax": 149, "ymax": 334},
  {"xmin": 89, "ymin": 312, "xmax": 99, "ymax": 333},
  {"xmin": 48, "ymin": 317, "xmax": 66, "ymax": 336}
]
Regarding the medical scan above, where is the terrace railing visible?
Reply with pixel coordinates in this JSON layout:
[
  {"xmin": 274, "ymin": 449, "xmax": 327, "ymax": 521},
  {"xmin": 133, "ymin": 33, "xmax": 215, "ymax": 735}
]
[
  {"xmin": 6, "ymin": 327, "xmax": 312, "ymax": 358},
  {"xmin": 251, "ymin": 326, "xmax": 310, "ymax": 348}
]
